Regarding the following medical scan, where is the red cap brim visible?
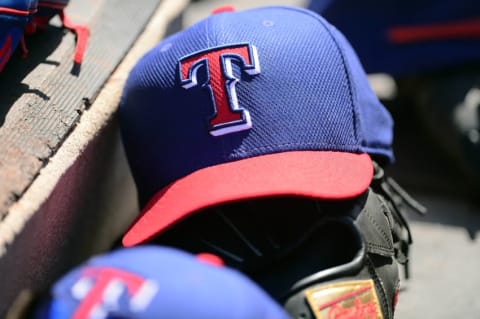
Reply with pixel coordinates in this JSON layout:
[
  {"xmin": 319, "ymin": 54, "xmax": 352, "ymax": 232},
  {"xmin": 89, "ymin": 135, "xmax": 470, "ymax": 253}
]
[{"xmin": 122, "ymin": 151, "xmax": 373, "ymax": 247}]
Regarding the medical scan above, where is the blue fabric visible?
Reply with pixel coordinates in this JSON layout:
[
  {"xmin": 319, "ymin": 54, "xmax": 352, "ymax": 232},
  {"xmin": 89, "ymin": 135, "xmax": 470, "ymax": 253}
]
[
  {"xmin": 308, "ymin": 0, "xmax": 480, "ymax": 76},
  {"xmin": 0, "ymin": 0, "xmax": 37, "ymax": 11},
  {"xmin": 0, "ymin": 0, "xmax": 37, "ymax": 72},
  {"xmin": 0, "ymin": 23, "xmax": 22, "ymax": 69},
  {"xmin": 36, "ymin": 246, "xmax": 290, "ymax": 319},
  {"xmin": 119, "ymin": 6, "xmax": 394, "ymax": 205}
]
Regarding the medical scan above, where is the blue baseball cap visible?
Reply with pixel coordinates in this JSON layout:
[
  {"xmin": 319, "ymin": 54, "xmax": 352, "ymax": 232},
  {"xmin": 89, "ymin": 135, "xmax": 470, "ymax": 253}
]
[
  {"xmin": 119, "ymin": 6, "xmax": 394, "ymax": 247},
  {"xmin": 36, "ymin": 246, "xmax": 290, "ymax": 319},
  {"xmin": 0, "ymin": 0, "xmax": 38, "ymax": 72},
  {"xmin": 308, "ymin": 0, "xmax": 480, "ymax": 76}
]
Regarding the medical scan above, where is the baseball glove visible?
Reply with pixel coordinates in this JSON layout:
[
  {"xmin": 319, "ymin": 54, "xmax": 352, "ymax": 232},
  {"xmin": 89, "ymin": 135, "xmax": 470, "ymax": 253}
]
[{"xmin": 153, "ymin": 161, "xmax": 426, "ymax": 319}]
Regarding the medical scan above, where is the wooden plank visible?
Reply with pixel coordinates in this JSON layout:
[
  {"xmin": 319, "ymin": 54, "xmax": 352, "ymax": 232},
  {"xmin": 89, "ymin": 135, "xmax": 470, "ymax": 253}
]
[{"xmin": 0, "ymin": 0, "xmax": 163, "ymax": 218}]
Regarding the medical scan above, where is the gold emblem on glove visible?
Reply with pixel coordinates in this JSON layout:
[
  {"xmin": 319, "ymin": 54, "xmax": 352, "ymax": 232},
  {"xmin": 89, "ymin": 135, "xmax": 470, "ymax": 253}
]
[{"xmin": 305, "ymin": 279, "xmax": 383, "ymax": 319}]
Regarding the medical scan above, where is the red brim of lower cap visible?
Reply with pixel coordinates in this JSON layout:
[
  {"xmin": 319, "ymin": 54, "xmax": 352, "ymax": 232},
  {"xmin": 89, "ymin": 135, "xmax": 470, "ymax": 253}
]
[{"xmin": 122, "ymin": 151, "xmax": 373, "ymax": 247}]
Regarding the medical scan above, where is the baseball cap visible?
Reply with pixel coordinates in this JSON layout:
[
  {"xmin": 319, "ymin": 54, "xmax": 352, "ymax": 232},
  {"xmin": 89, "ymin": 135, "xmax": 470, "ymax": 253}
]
[
  {"xmin": 0, "ymin": 0, "xmax": 37, "ymax": 72},
  {"xmin": 35, "ymin": 246, "xmax": 290, "ymax": 319},
  {"xmin": 119, "ymin": 5, "xmax": 394, "ymax": 247},
  {"xmin": 308, "ymin": 0, "xmax": 480, "ymax": 76}
]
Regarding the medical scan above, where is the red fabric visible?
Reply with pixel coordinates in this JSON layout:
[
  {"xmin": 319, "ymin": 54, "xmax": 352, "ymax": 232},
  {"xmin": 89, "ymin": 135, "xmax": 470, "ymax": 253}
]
[
  {"xmin": 60, "ymin": 12, "xmax": 89, "ymax": 64},
  {"xmin": 0, "ymin": 7, "xmax": 31, "ymax": 16},
  {"xmin": 388, "ymin": 18, "xmax": 480, "ymax": 44},
  {"xmin": 38, "ymin": 1, "xmax": 67, "ymax": 10},
  {"xmin": 211, "ymin": 6, "xmax": 236, "ymax": 14},
  {"xmin": 196, "ymin": 253, "xmax": 225, "ymax": 267},
  {"xmin": 0, "ymin": 34, "xmax": 12, "ymax": 71},
  {"xmin": 393, "ymin": 289, "xmax": 399, "ymax": 311},
  {"xmin": 123, "ymin": 151, "xmax": 373, "ymax": 246},
  {"xmin": 19, "ymin": 36, "xmax": 28, "ymax": 58}
]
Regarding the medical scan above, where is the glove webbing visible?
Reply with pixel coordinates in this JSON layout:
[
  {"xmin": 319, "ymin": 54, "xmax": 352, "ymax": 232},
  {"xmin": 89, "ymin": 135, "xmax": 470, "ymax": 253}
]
[{"xmin": 371, "ymin": 162, "xmax": 427, "ymax": 279}]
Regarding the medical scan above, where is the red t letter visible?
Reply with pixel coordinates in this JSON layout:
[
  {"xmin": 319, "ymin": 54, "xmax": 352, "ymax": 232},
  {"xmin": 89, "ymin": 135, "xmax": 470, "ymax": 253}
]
[
  {"xmin": 179, "ymin": 43, "xmax": 260, "ymax": 136},
  {"xmin": 71, "ymin": 267, "xmax": 158, "ymax": 319}
]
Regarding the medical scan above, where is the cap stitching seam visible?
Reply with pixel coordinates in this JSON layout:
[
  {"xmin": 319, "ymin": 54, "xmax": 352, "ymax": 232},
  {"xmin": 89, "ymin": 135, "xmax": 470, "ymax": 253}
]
[
  {"xmin": 293, "ymin": 8, "xmax": 360, "ymax": 145},
  {"xmin": 233, "ymin": 141, "xmax": 361, "ymax": 155},
  {"xmin": 366, "ymin": 256, "xmax": 391, "ymax": 318}
]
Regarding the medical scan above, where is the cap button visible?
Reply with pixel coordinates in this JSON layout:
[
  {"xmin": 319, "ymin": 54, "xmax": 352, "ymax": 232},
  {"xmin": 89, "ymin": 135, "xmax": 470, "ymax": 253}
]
[
  {"xmin": 196, "ymin": 253, "xmax": 225, "ymax": 266},
  {"xmin": 211, "ymin": 6, "xmax": 235, "ymax": 14}
]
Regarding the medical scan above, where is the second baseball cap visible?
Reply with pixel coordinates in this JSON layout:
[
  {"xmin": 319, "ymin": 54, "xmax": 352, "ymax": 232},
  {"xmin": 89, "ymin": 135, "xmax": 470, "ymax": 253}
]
[
  {"xmin": 119, "ymin": 5, "xmax": 394, "ymax": 247},
  {"xmin": 34, "ymin": 246, "xmax": 289, "ymax": 319}
]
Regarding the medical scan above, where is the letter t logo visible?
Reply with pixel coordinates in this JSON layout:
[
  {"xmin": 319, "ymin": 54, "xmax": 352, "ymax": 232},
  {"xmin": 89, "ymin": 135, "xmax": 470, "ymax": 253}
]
[
  {"xmin": 179, "ymin": 43, "xmax": 261, "ymax": 136},
  {"xmin": 69, "ymin": 267, "xmax": 158, "ymax": 319}
]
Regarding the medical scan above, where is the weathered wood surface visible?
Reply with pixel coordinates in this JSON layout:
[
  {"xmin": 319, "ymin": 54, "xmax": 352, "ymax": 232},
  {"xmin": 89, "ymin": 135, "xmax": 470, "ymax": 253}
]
[{"xmin": 0, "ymin": 0, "xmax": 162, "ymax": 219}]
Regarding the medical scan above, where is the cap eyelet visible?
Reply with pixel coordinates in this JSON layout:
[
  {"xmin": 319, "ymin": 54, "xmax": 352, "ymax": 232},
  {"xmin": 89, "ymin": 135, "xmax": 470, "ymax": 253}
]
[
  {"xmin": 160, "ymin": 42, "xmax": 172, "ymax": 52},
  {"xmin": 262, "ymin": 20, "xmax": 274, "ymax": 27}
]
